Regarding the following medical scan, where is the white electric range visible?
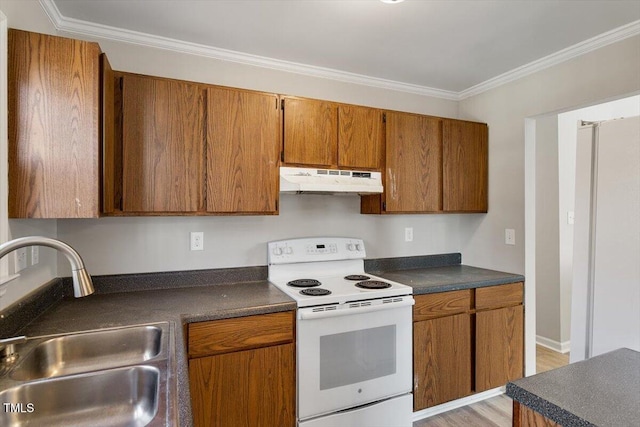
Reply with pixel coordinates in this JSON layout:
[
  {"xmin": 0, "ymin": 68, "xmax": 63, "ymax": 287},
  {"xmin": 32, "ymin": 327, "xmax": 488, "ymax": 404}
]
[{"xmin": 268, "ymin": 237, "xmax": 414, "ymax": 427}]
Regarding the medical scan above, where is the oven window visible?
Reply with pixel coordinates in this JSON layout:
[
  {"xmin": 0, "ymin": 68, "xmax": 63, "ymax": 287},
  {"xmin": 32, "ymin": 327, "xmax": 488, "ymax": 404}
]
[{"xmin": 319, "ymin": 325, "xmax": 396, "ymax": 390}]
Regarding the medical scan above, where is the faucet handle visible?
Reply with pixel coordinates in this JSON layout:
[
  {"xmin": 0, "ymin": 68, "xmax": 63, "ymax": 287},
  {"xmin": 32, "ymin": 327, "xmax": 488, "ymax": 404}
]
[{"xmin": 0, "ymin": 335, "xmax": 27, "ymax": 363}]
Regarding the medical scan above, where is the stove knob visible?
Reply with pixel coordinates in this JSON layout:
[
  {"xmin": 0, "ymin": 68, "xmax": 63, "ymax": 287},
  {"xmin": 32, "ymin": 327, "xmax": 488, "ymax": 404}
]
[
  {"xmin": 347, "ymin": 243, "xmax": 356, "ymax": 251},
  {"xmin": 285, "ymin": 246, "xmax": 293, "ymax": 255},
  {"xmin": 355, "ymin": 243, "xmax": 363, "ymax": 251},
  {"xmin": 272, "ymin": 247, "xmax": 283, "ymax": 256}
]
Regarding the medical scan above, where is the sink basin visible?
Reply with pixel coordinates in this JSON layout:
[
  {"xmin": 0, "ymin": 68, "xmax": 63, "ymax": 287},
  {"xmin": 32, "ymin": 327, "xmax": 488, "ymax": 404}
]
[
  {"xmin": 11, "ymin": 325, "xmax": 163, "ymax": 381},
  {"xmin": 0, "ymin": 365, "xmax": 159, "ymax": 427}
]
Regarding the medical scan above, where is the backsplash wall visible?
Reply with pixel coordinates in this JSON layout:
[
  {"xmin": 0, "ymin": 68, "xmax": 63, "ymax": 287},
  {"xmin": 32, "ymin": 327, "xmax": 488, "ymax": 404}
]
[{"xmin": 56, "ymin": 194, "xmax": 467, "ymax": 276}]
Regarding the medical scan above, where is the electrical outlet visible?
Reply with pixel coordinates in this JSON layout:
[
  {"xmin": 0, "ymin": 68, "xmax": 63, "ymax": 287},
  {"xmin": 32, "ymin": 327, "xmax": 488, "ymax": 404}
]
[
  {"xmin": 31, "ymin": 246, "xmax": 39, "ymax": 266},
  {"xmin": 14, "ymin": 248, "xmax": 27, "ymax": 272},
  {"xmin": 190, "ymin": 232, "xmax": 204, "ymax": 251},
  {"xmin": 505, "ymin": 229, "xmax": 516, "ymax": 245},
  {"xmin": 404, "ymin": 227, "xmax": 413, "ymax": 242}
]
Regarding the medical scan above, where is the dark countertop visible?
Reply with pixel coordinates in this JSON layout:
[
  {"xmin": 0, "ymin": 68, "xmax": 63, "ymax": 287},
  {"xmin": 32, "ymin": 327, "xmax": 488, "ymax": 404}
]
[
  {"xmin": 507, "ymin": 348, "xmax": 640, "ymax": 427},
  {"xmin": 17, "ymin": 280, "xmax": 296, "ymax": 427},
  {"xmin": 2, "ymin": 254, "xmax": 524, "ymax": 426},
  {"xmin": 371, "ymin": 264, "xmax": 525, "ymax": 295}
]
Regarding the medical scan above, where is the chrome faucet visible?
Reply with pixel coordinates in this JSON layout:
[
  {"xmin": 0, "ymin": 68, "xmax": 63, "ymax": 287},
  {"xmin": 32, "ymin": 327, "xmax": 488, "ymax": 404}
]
[
  {"xmin": 0, "ymin": 237, "xmax": 93, "ymax": 364},
  {"xmin": 0, "ymin": 236, "xmax": 94, "ymax": 298}
]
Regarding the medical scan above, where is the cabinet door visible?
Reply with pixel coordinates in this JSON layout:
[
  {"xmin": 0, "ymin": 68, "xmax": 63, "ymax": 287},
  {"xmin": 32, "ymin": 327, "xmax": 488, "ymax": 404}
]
[
  {"xmin": 384, "ymin": 112, "xmax": 442, "ymax": 212},
  {"xmin": 514, "ymin": 402, "xmax": 562, "ymax": 427},
  {"xmin": 476, "ymin": 305, "xmax": 524, "ymax": 392},
  {"xmin": 443, "ymin": 120, "xmax": 488, "ymax": 212},
  {"xmin": 8, "ymin": 29, "xmax": 101, "ymax": 218},
  {"xmin": 282, "ymin": 97, "xmax": 337, "ymax": 167},
  {"xmin": 189, "ymin": 343, "xmax": 295, "ymax": 427},
  {"xmin": 338, "ymin": 105, "xmax": 383, "ymax": 170},
  {"xmin": 414, "ymin": 313, "xmax": 472, "ymax": 410},
  {"xmin": 207, "ymin": 88, "xmax": 280, "ymax": 213},
  {"xmin": 101, "ymin": 54, "xmax": 118, "ymax": 214},
  {"xmin": 121, "ymin": 75, "xmax": 205, "ymax": 213}
]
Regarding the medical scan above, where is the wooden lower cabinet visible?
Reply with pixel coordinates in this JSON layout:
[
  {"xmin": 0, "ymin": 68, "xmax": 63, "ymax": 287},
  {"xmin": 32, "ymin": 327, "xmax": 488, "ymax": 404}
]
[
  {"xmin": 476, "ymin": 304, "xmax": 524, "ymax": 392},
  {"xmin": 413, "ymin": 313, "xmax": 472, "ymax": 410},
  {"xmin": 187, "ymin": 311, "xmax": 295, "ymax": 427},
  {"xmin": 189, "ymin": 343, "xmax": 295, "ymax": 427},
  {"xmin": 413, "ymin": 283, "xmax": 524, "ymax": 410},
  {"xmin": 513, "ymin": 401, "xmax": 561, "ymax": 427}
]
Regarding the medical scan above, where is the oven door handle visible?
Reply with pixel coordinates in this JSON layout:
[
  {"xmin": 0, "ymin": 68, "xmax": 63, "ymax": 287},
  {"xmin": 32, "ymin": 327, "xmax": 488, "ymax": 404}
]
[{"xmin": 298, "ymin": 297, "xmax": 415, "ymax": 320}]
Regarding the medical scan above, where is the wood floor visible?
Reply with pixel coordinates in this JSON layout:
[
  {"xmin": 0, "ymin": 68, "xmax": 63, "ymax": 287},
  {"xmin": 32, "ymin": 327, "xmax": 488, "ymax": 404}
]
[
  {"xmin": 536, "ymin": 345, "xmax": 570, "ymax": 373},
  {"xmin": 413, "ymin": 345, "xmax": 569, "ymax": 427}
]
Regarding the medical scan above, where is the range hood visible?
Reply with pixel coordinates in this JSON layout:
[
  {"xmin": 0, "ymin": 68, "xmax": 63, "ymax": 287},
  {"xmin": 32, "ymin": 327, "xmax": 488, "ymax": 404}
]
[{"xmin": 280, "ymin": 166, "xmax": 383, "ymax": 194}]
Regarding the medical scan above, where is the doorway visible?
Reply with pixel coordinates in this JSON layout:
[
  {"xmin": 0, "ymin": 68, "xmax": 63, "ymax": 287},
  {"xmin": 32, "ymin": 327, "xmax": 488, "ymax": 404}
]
[{"xmin": 525, "ymin": 94, "xmax": 640, "ymax": 371}]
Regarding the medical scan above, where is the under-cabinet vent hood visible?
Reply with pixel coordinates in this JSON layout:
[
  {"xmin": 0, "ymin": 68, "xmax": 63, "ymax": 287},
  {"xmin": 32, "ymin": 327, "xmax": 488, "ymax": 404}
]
[{"xmin": 280, "ymin": 167, "xmax": 383, "ymax": 194}]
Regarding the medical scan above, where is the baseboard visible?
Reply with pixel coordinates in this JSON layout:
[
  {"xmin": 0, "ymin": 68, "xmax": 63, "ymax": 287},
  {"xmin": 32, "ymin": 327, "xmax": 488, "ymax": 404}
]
[
  {"xmin": 536, "ymin": 335, "xmax": 571, "ymax": 354},
  {"xmin": 412, "ymin": 387, "xmax": 505, "ymax": 422}
]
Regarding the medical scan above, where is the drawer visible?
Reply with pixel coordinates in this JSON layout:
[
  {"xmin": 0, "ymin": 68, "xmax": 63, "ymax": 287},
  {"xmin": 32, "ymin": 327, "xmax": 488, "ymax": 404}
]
[
  {"xmin": 413, "ymin": 290, "xmax": 472, "ymax": 321},
  {"xmin": 475, "ymin": 282, "xmax": 524, "ymax": 310},
  {"xmin": 188, "ymin": 311, "xmax": 294, "ymax": 358}
]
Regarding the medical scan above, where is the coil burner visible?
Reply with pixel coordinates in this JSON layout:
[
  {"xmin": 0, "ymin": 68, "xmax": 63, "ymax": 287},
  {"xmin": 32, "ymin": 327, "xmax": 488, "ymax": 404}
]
[
  {"xmin": 355, "ymin": 280, "xmax": 392, "ymax": 290},
  {"xmin": 287, "ymin": 279, "xmax": 321, "ymax": 288},
  {"xmin": 300, "ymin": 288, "xmax": 332, "ymax": 296},
  {"xmin": 344, "ymin": 275, "xmax": 371, "ymax": 281}
]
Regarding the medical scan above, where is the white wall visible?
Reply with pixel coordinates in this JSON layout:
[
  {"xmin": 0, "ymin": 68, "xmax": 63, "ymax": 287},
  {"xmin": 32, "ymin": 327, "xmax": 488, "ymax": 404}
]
[
  {"xmin": 460, "ymin": 35, "xmax": 640, "ymax": 374},
  {"xmin": 535, "ymin": 115, "xmax": 561, "ymax": 344},
  {"xmin": 58, "ymin": 196, "xmax": 465, "ymax": 276}
]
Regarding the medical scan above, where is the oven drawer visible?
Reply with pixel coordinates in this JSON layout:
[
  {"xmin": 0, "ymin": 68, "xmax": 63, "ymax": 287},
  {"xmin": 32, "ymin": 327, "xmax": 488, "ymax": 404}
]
[
  {"xmin": 188, "ymin": 311, "xmax": 294, "ymax": 358},
  {"xmin": 413, "ymin": 290, "xmax": 471, "ymax": 321}
]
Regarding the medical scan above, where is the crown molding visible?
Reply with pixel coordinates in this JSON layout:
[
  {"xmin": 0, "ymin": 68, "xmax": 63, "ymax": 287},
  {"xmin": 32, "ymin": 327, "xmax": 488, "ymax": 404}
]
[
  {"xmin": 38, "ymin": 0, "xmax": 459, "ymax": 100},
  {"xmin": 40, "ymin": 0, "xmax": 639, "ymax": 102},
  {"xmin": 459, "ymin": 19, "xmax": 640, "ymax": 100}
]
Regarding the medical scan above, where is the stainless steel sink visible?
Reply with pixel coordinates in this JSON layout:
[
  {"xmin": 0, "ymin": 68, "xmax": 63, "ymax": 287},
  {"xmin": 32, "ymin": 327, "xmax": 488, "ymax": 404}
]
[
  {"xmin": 0, "ymin": 365, "xmax": 160, "ymax": 427},
  {"xmin": 11, "ymin": 325, "xmax": 163, "ymax": 380},
  {"xmin": 0, "ymin": 322, "xmax": 175, "ymax": 426}
]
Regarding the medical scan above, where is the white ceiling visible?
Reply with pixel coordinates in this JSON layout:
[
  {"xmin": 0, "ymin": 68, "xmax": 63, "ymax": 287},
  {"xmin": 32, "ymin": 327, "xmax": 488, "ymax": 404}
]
[{"xmin": 50, "ymin": 0, "xmax": 640, "ymax": 95}]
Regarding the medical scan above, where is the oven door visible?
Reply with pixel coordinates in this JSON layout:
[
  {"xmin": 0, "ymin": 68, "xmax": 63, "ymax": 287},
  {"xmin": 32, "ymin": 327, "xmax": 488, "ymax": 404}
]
[{"xmin": 297, "ymin": 296, "xmax": 414, "ymax": 421}]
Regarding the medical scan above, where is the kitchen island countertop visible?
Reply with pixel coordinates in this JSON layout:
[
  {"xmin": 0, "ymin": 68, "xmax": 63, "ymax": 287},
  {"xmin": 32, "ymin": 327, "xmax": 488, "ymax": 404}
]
[{"xmin": 506, "ymin": 348, "xmax": 640, "ymax": 426}]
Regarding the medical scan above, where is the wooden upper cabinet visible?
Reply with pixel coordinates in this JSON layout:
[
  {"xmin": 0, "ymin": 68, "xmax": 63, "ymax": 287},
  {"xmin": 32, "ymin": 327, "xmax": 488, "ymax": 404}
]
[
  {"xmin": 443, "ymin": 119, "xmax": 488, "ymax": 212},
  {"xmin": 101, "ymin": 54, "xmax": 118, "ymax": 214},
  {"xmin": 207, "ymin": 88, "xmax": 280, "ymax": 214},
  {"xmin": 8, "ymin": 29, "xmax": 101, "ymax": 218},
  {"xmin": 282, "ymin": 97, "xmax": 338, "ymax": 167},
  {"xmin": 338, "ymin": 105, "xmax": 384, "ymax": 170},
  {"xmin": 384, "ymin": 111, "xmax": 442, "ymax": 213},
  {"xmin": 121, "ymin": 74, "xmax": 205, "ymax": 213}
]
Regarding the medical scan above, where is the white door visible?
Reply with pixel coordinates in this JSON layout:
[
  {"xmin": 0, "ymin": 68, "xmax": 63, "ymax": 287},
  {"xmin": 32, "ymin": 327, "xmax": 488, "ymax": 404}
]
[{"xmin": 571, "ymin": 116, "xmax": 640, "ymax": 360}]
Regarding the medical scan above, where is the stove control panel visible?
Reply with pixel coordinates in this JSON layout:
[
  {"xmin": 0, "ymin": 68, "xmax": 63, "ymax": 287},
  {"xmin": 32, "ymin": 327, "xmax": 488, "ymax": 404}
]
[{"xmin": 268, "ymin": 237, "xmax": 366, "ymax": 264}]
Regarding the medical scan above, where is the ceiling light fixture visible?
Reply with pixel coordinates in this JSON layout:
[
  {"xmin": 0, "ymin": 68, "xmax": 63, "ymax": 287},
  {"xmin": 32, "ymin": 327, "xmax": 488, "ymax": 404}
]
[{"xmin": 380, "ymin": 0, "xmax": 405, "ymax": 4}]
